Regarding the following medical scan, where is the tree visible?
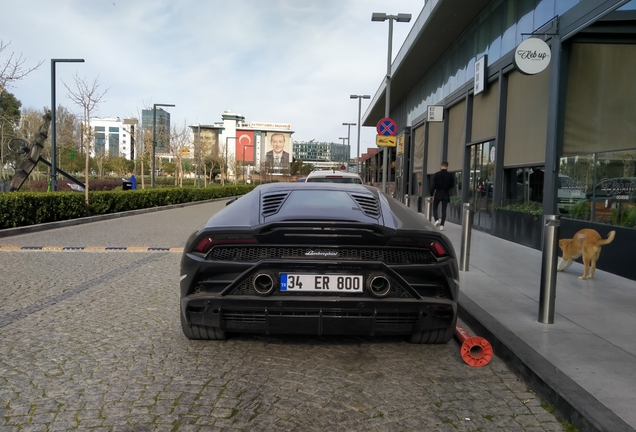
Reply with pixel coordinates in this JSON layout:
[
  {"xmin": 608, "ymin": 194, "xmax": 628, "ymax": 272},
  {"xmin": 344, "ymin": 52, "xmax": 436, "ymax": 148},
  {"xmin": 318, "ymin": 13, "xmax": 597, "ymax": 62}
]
[
  {"xmin": 203, "ymin": 153, "xmax": 222, "ymax": 185},
  {"xmin": 104, "ymin": 156, "xmax": 132, "ymax": 178},
  {"xmin": 167, "ymin": 120, "xmax": 190, "ymax": 187},
  {"xmin": 13, "ymin": 107, "xmax": 47, "ymax": 180},
  {"xmin": 94, "ymin": 148, "xmax": 108, "ymax": 179},
  {"xmin": 63, "ymin": 74, "xmax": 108, "ymax": 204},
  {"xmin": 54, "ymin": 105, "xmax": 80, "ymax": 174},
  {"xmin": 0, "ymin": 40, "xmax": 43, "ymax": 94},
  {"xmin": 218, "ymin": 141, "xmax": 229, "ymax": 186},
  {"xmin": 228, "ymin": 153, "xmax": 242, "ymax": 184},
  {"xmin": 0, "ymin": 90, "xmax": 22, "ymax": 178}
]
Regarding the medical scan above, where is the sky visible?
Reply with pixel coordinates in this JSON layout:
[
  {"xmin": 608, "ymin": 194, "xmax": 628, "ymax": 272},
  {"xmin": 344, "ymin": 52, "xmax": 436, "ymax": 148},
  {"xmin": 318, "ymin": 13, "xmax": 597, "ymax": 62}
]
[{"xmin": 2, "ymin": 0, "xmax": 424, "ymax": 158}]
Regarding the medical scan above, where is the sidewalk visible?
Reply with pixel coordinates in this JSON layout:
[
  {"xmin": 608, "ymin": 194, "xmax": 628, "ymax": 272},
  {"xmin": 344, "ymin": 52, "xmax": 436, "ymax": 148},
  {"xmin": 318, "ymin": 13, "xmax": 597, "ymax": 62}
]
[{"xmin": 441, "ymin": 221, "xmax": 636, "ymax": 432}]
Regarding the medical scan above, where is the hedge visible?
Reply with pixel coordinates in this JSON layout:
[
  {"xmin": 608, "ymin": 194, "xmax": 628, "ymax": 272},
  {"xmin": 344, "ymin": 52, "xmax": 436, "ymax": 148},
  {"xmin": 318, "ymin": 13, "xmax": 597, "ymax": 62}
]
[{"xmin": 0, "ymin": 185, "xmax": 255, "ymax": 229}]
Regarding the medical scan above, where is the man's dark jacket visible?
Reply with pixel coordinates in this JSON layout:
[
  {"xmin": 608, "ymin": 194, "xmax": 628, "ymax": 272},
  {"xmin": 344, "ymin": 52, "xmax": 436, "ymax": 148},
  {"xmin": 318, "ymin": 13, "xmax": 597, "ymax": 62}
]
[{"xmin": 430, "ymin": 169, "xmax": 455, "ymax": 201}]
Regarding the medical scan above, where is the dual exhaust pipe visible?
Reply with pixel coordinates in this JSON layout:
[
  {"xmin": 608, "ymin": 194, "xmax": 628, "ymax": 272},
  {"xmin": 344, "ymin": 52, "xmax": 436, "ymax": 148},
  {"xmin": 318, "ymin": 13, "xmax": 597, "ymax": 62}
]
[{"xmin": 251, "ymin": 273, "xmax": 391, "ymax": 298}]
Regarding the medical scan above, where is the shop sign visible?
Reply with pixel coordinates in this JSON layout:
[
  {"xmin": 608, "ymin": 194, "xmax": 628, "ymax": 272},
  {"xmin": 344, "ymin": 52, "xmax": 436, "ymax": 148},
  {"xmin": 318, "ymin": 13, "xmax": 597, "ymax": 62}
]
[
  {"xmin": 514, "ymin": 38, "xmax": 551, "ymax": 75},
  {"xmin": 396, "ymin": 135, "xmax": 405, "ymax": 154},
  {"xmin": 427, "ymin": 105, "xmax": 443, "ymax": 122},
  {"xmin": 474, "ymin": 55, "xmax": 487, "ymax": 95}
]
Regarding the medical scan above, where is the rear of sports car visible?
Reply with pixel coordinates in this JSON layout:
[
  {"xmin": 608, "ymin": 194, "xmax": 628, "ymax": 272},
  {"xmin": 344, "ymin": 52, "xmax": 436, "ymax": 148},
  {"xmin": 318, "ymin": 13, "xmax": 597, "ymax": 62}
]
[{"xmin": 180, "ymin": 184, "xmax": 459, "ymax": 343}]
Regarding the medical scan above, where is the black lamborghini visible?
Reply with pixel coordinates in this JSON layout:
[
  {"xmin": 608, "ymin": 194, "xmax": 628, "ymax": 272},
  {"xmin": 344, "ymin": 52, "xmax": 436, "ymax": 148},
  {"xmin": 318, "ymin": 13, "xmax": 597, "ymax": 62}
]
[{"xmin": 180, "ymin": 182, "xmax": 459, "ymax": 343}]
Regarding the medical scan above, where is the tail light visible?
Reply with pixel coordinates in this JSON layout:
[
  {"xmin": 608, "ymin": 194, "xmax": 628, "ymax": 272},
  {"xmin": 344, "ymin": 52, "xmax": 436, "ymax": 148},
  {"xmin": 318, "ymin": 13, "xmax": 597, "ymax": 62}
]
[
  {"xmin": 387, "ymin": 236, "xmax": 449, "ymax": 258},
  {"xmin": 193, "ymin": 234, "xmax": 257, "ymax": 255},
  {"xmin": 428, "ymin": 241, "xmax": 448, "ymax": 258}
]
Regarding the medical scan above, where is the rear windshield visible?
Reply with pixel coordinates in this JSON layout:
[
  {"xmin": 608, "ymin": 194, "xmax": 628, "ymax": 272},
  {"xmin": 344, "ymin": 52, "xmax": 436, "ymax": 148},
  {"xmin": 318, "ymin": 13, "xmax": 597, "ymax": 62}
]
[
  {"xmin": 282, "ymin": 190, "xmax": 355, "ymax": 209},
  {"xmin": 306, "ymin": 177, "xmax": 362, "ymax": 184},
  {"xmin": 271, "ymin": 190, "xmax": 374, "ymax": 221}
]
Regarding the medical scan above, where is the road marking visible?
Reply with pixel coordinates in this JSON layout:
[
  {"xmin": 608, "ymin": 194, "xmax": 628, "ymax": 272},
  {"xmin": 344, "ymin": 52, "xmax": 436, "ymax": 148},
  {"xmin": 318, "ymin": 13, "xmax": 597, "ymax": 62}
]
[{"xmin": 0, "ymin": 246, "xmax": 184, "ymax": 252}]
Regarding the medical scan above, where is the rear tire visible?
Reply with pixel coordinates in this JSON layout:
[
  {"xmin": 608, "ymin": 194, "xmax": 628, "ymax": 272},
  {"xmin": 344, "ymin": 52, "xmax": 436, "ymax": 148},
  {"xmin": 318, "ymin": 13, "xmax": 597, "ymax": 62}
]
[
  {"xmin": 180, "ymin": 311, "xmax": 227, "ymax": 340},
  {"xmin": 409, "ymin": 315, "xmax": 457, "ymax": 344}
]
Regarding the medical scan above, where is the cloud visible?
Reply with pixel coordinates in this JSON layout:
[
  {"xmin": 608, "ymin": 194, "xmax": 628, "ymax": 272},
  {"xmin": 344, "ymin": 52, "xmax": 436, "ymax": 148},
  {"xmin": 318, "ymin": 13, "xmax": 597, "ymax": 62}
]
[{"xmin": 2, "ymin": 0, "xmax": 421, "ymax": 153}]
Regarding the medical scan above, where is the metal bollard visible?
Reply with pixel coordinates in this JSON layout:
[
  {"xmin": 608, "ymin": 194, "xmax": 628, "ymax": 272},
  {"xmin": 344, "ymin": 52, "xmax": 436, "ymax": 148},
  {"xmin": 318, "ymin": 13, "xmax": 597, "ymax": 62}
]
[
  {"xmin": 460, "ymin": 203, "xmax": 474, "ymax": 271},
  {"xmin": 539, "ymin": 214, "xmax": 561, "ymax": 324},
  {"xmin": 404, "ymin": 194, "xmax": 410, "ymax": 207},
  {"xmin": 424, "ymin": 197, "xmax": 433, "ymax": 222}
]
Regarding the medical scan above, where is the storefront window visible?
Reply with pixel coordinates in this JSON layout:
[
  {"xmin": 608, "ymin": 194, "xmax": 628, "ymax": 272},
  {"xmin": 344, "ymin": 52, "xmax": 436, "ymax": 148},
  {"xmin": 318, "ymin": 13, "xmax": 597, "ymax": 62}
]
[
  {"xmin": 453, "ymin": 171, "xmax": 463, "ymax": 204},
  {"xmin": 503, "ymin": 166, "xmax": 545, "ymax": 206},
  {"xmin": 470, "ymin": 142, "xmax": 496, "ymax": 230},
  {"xmin": 560, "ymin": 149, "xmax": 636, "ymax": 228}
]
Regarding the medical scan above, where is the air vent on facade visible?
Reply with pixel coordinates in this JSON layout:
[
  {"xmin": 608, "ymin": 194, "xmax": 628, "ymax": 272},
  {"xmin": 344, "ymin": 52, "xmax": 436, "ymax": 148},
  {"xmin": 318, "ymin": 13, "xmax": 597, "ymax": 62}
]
[
  {"xmin": 261, "ymin": 192, "xmax": 289, "ymax": 216},
  {"xmin": 350, "ymin": 193, "xmax": 381, "ymax": 218}
]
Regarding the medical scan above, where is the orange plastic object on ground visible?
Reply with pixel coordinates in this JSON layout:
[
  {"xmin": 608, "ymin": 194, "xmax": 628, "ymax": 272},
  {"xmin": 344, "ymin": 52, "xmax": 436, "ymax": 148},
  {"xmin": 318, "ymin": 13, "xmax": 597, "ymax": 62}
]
[{"xmin": 455, "ymin": 324, "xmax": 493, "ymax": 367}]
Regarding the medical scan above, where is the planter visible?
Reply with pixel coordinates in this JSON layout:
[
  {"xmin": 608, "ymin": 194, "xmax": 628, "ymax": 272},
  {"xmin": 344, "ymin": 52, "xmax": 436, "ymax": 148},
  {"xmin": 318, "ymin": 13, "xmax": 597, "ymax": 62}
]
[{"xmin": 491, "ymin": 209, "xmax": 542, "ymax": 250}]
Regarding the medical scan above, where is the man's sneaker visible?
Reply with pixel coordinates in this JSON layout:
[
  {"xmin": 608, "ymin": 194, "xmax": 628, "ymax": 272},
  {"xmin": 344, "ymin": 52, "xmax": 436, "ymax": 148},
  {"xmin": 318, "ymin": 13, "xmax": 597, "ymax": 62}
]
[
  {"xmin": 434, "ymin": 219, "xmax": 441, "ymax": 227},
  {"xmin": 439, "ymin": 225, "xmax": 444, "ymax": 231}
]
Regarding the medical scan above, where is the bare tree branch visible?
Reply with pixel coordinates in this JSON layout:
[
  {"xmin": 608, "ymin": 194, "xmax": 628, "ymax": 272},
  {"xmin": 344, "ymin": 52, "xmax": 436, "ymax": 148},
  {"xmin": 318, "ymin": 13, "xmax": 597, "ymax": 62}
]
[
  {"xmin": 62, "ymin": 73, "xmax": 109, "ymax": 204},
  {"xmin": 0, "ymin": 40, "xmax": 44, "ymax": 94},
  {"xmin": 63, "ymin": 74, "xmax": 110, "ymax": 118}
]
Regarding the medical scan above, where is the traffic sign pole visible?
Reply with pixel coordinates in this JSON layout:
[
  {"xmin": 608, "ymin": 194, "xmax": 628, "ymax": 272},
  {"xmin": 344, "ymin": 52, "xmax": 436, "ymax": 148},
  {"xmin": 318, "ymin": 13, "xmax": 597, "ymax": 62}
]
[{"xmin": 376, "ymin": 117, "xmax": 397, "ymax": 193}]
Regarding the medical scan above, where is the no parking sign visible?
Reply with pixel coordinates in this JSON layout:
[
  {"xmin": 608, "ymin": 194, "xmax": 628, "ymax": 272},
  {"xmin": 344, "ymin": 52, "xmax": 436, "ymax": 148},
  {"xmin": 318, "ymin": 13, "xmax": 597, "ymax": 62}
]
[{"xmin": 377, "ymin": 118, "xmax": 397, "ymax": 136}]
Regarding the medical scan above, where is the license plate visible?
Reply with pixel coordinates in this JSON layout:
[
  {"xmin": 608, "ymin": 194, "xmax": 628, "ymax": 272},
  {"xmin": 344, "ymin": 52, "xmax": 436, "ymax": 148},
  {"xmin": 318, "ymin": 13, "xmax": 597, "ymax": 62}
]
[{"xmin": 280, "ymin": 274, "xmax": 364, "ymax": 293}]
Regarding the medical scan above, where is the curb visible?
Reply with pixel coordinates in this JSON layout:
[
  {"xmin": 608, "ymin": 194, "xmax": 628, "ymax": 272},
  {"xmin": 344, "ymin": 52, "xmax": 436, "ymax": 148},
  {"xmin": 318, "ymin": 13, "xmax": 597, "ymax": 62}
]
[
  {"xmin": 458, "ymin": 293, "xmax": 635, "ymax": 432},
  {"xmin": 0, "ymin": 197, "xmax": 231, "ymax": 239}
]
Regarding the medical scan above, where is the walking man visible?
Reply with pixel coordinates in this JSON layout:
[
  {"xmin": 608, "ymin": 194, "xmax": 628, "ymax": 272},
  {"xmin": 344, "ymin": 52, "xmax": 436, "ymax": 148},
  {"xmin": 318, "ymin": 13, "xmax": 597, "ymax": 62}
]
[{"xmin": 430, "ymin": 161, "xmax": 455, "ymax": 231}]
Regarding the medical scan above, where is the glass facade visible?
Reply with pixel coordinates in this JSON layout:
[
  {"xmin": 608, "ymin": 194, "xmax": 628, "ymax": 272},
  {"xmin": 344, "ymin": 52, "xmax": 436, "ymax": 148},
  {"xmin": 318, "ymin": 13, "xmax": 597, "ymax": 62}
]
[
  {"xmin": 403, "ymin": 0, "xmax": 582, "ymax": 127},
  {"xmin": 392, "ymin": 0, "xmax": 636, "ymax": 233},
  {"xmin": 142, "ymin": 109, "xmax": 171, "ymax": 153},
  {"xmin": 559, "ymin": 150, "xmax": 636, "ymax": 228},
  {"xmin": 469, "ymin": 141, "xmax": 496, "ymax": 230},
  {"xmin": 94, "ymin": 132, "xmax": 106, "ymax": 154},
  {"xmin": 108, "ymin": 133, "xmax": 119, "ymax": 158},
  {"xmin": 293, "ymin": 141, "xmax": 349, "ymax": 164}
]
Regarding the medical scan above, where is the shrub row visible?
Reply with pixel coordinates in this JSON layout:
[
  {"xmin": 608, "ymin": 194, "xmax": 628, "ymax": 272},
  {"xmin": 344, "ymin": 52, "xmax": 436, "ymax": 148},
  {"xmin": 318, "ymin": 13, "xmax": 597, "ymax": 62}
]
[{"xmin": 0, "ymin": 185, "xmax": 255, "ymax": 229}]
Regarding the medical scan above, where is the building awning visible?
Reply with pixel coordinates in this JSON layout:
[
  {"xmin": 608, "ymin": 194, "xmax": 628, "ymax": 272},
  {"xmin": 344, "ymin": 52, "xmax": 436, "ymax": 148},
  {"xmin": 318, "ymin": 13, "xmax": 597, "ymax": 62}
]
[{"xmin": 362, "ymin": 0, "xmax": 490, "ymax": 126}]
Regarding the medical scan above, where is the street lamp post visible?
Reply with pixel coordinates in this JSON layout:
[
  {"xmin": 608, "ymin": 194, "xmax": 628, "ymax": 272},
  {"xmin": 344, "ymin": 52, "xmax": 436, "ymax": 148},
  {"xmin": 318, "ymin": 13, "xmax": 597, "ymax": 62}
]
[
  {"xmin": 372, "ymin": 12, "xmax": 411, "ymax": 193},
  {"xmin": 350, "ymin": 95, "xmax": 370, "ymax": 176},
  {"xmin": 342, "ymin": 122, "xmax": 356, "ymax": 172},
  {"xmin": 151, "ymin": 103, "xmax": 175, "ymax": 188},
  {"xmin": 243, "ymin": 145, "xmax": 248, "ymax": 182},
  {"xmin": 51, "ymin": 58, "xmax": 84, "ymax": 191},
  {"xmin": 339, "ymin": 137, "xmax": 348, "ymax": 168},
  {"xmin": 197, "ymin": 123, "xmax": 201, "ymax": 188}
]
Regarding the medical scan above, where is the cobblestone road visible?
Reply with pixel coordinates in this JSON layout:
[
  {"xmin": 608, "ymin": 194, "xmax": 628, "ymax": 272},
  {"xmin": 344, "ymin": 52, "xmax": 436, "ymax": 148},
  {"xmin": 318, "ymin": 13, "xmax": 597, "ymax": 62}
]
[{"xmin": 0, "ymin": 201, "xmax": 565, "ymax": 431}]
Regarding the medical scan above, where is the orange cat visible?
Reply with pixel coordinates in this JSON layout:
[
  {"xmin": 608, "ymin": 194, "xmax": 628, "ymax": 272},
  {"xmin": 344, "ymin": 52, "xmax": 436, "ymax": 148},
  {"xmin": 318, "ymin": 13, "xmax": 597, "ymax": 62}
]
[{"xmin": 557, "ymin": 229, "xmax": 615, "ymax": 280}]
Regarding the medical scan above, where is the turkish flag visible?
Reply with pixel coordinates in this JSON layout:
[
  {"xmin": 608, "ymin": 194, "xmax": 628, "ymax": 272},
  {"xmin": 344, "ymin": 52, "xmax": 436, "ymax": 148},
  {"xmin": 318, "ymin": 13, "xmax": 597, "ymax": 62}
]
[{"xmin": 236, "ymin": 131, "xmax": 254, "ymax": 162}]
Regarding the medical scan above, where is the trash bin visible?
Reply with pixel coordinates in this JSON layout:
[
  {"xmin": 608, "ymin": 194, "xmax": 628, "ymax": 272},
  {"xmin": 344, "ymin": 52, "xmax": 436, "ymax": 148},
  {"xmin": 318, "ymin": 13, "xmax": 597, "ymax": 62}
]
[{"xmin": 122, "ymin": 179, "xmax": 133, "ymax": 190}]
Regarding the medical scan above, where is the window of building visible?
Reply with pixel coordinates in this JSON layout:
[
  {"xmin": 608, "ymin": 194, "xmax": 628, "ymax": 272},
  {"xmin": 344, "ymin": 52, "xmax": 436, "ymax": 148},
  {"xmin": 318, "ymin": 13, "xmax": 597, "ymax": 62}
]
[{"xmin": 560, "ymin": 149, "xmax": 636, "ymax": 228}]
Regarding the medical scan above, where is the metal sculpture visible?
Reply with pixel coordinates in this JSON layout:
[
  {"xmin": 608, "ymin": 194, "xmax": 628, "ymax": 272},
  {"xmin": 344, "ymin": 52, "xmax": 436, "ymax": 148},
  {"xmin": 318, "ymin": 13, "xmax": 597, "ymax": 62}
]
[{"xmin": 8, "ymin": 111, "xmax": 86, "ymax": 192}]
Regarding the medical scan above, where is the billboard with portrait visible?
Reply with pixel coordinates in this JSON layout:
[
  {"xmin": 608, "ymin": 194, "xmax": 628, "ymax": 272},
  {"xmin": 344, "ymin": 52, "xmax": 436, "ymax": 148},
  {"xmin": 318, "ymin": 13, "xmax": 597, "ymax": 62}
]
[
  {"xmin": 200, "ymin": 129, "xmax": 218, "ymax": 155},
  {"xmin": 262, "ymin": 132, "xmax": 292, "ymax": 171}
]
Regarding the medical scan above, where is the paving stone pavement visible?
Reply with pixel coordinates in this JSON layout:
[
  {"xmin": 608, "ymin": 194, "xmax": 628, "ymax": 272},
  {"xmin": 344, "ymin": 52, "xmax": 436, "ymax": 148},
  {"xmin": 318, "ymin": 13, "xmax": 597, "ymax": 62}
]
[{"xmin": 0, "ymin": 203, "xmax": 566, "ymax": 431}]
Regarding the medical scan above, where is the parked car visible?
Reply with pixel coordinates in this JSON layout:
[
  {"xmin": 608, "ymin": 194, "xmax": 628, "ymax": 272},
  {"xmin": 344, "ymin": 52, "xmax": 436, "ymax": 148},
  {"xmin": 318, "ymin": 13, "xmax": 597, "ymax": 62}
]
[
  {"xmin": 296, "ymin": 177, "xmax": 306, "ymax": 182},
  {"xmin": 557, "ymin": 174, "xmax": 585, "ymax": 214},
  {"xmin": 574, "ymin": 177, "xmax": 636, "ymax": 222},
  {"xmin": 180, "ymin": 182, "xmax": 459, "ymax": 343},
  {"xmin": 306, "ymin": 170, "xmax": 362, "ymax": 184}
]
